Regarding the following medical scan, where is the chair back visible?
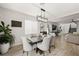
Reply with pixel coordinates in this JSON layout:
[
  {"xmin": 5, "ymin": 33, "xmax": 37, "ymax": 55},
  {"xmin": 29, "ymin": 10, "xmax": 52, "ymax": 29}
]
[
  {"xmin": 41, "ymin": 35, "xmax": 52, "ymax": 50},
  {"xmin": 49, "ymin": 33, "xmax": 56, "ymax": 46},
  {"xmin": 21, "ymin": 36, "xmax": 33, "ymax": 51}
]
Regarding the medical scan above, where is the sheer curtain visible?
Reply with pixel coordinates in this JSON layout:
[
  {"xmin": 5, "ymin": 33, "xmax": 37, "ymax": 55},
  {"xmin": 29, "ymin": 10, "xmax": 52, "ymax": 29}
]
[
  {"xmin": 25, "ymin": 20, "xmax": 39, "ymax": 34},
  {"xmin": 60, "ymin": 24, "xmax": 70, "ymax": 34}
]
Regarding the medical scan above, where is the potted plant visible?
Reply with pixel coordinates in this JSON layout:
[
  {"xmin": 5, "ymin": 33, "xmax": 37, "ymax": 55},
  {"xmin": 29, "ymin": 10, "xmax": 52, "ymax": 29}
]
[{"xmin": 0, "ymin": 21, "xmax": 14, "ymax": 54}]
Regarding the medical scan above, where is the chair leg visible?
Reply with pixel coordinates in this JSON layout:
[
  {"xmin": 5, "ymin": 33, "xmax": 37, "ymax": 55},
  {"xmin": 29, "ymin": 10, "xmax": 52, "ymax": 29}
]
[
  {"xmin": 39, "ymin": 49, "xmax": 45, "ymax": 56},
  {"xmin": 23, "ymin": 50, "xmax": 25, "ymax": 54},
  {"xmin": 23, "ymin": 50, "xmax": 29, "ymax": 56},
  {"xmin": 49, "ymin": 45, "xmax": 51, "ymax": 53},
  {"xmin": 36, "ymin": 48, "xmax": 46, "ymax": 56},
  {"xmin": 51, "ymin": 45, "xmax": 55, "ymax": 48},
  {"xmin": 36, "ymin": 48, "xmax": 39, "ymax": 53},
  {"xmin": 27, "ymin": 52, "xmax": 28, "ymax": 56},
  {"xmin": 54, "ymin": 45, "xmax": 55, "ymax": 48},
  {"xmin": 43, "ymin": 52, "xmax": 45, "ymax": 56},
  {"xmin": 22, "ymin": 50, "xmax": 25, "ymax": 56},
  {"xmin": 49, "ymin": 48, "xmax": 51, "ymax": 53}
]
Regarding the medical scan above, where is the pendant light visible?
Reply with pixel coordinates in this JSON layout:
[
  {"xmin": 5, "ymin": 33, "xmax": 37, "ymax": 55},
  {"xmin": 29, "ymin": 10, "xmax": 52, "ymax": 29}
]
[{"xmin": 37, "ymin": 8, "xmax": 48, "ymax": 22}]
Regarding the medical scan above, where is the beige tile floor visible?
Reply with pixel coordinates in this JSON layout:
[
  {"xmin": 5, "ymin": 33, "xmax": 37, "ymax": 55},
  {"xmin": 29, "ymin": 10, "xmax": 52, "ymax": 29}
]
[{"xmin": 1, "ymin": 35, "xmax": 79, "ymax": 56}]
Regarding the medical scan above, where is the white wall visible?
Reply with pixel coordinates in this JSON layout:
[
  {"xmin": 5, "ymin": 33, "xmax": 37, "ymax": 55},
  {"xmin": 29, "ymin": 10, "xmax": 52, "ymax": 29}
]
[{"xmin": 0, "ymin": 7, "xmax": 36, "ymax": 46}]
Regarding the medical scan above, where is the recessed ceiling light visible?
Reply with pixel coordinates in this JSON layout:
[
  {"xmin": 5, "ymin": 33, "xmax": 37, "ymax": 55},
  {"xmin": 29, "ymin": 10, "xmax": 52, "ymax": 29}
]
[{"xmin": 40, "ymin": 3, "xmax": 45, "ymax": 5}]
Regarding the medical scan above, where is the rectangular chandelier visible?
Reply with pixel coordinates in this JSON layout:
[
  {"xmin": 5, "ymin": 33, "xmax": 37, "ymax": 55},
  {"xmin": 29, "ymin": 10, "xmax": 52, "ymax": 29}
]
[{"xmin": 37, "ymin": 8, "xmax": 48, "ymax": 22}]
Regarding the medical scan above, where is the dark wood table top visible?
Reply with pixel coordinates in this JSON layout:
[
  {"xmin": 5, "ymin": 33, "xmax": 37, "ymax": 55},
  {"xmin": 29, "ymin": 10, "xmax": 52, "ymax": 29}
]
[{"xmin": 29, "ymin": 40, "xmax": 43, "ymax": 45}]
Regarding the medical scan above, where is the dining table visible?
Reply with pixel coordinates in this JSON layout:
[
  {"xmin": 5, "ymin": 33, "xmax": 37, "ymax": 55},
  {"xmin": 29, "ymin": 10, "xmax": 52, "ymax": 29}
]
[
  {"xmin": 27, "ymin": 35, "xmax": 43, "ymax": 45},
  {"xmin": 27, "ymin": 35, "xmax": 48, "ymax": 54}
]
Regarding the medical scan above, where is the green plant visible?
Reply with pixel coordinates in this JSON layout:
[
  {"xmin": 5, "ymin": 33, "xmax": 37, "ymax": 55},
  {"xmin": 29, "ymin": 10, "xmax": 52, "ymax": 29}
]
[{"xmin": 0, "ymin": 21, "xmax": 14, "ymax": 44}]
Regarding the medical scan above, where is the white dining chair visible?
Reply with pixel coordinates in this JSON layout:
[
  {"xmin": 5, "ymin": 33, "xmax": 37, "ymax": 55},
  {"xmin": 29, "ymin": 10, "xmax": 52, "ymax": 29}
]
[
  {"xmin": 49, "ymin": 33, "xmax": 56, "ymax": 53},
  {"xmin": 21, "ymin": 36, "xmax": 33, "ymax": 56},
  {"xmin": 50, "ymin": 33, "xmax": 56, "ymax": 47},
  {"xmin": 37, "ymin": 35, "xmax": 51, "ymax": 55}
]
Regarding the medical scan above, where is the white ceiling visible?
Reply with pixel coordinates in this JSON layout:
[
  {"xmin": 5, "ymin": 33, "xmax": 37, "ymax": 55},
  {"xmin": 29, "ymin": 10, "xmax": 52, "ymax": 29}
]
[{"xmin": 0, "ymin": 3, "xmax": 79, "ymax": 22}]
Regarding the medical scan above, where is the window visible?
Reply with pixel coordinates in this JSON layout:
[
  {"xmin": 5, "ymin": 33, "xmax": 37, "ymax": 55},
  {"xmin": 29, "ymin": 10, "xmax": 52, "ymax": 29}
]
[{"xmin": 25, "ymin": 20, "xmax": 39, "ymax": 34}]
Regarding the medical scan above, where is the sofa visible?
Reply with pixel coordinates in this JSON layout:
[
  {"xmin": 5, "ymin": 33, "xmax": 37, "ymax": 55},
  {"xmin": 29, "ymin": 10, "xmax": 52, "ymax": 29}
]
[{"xmin": 65, "ymin": 32, "xmax": 79, "ymax": 45}]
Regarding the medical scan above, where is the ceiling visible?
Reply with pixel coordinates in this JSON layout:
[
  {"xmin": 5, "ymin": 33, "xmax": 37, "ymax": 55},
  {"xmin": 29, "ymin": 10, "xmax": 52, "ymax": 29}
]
[{"xmin": 0, "ymin": 3, "xmax": 79, "ymax": 22}]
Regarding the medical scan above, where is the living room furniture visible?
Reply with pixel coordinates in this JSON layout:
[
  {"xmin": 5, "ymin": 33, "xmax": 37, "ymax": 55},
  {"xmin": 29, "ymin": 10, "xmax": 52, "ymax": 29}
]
[
  {"xmin": 27, "ymin": 35, "xmax": 42, "ymax": 42},
  {"xmin": 49, "ymin": 33, "xmax": 56, "ymax": 53},
  {"xmin": 65, "ymin": 33, "xmax": 79, "ymax": 45},
  {"xmin": 37, "ymin": 35, "xmax": 52, "ymax": 55},
  {"xmin": 21, "ymin": 36, "xmax": 33, "ymax": 56},
  {"xmin": 27, "ymin": 35, "xmax": 43, "ymax": 50}
]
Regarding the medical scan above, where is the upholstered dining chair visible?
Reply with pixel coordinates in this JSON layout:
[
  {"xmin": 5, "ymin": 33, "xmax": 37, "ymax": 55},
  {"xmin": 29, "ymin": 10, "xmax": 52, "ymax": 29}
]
[
  {"xmin": 37, "ymin": 35, "xmax": 51, "ymax": 55},
  {"xmin": 50, "ymin": 33, "xmax": 56, "ymax": 47},
  {"xmin": 49, "ymin": 33, "xmax": 56, "ymax": 53},
  {"xmin": 21, "ymin": 36, "xmax": 33, "ymax": 56}
]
